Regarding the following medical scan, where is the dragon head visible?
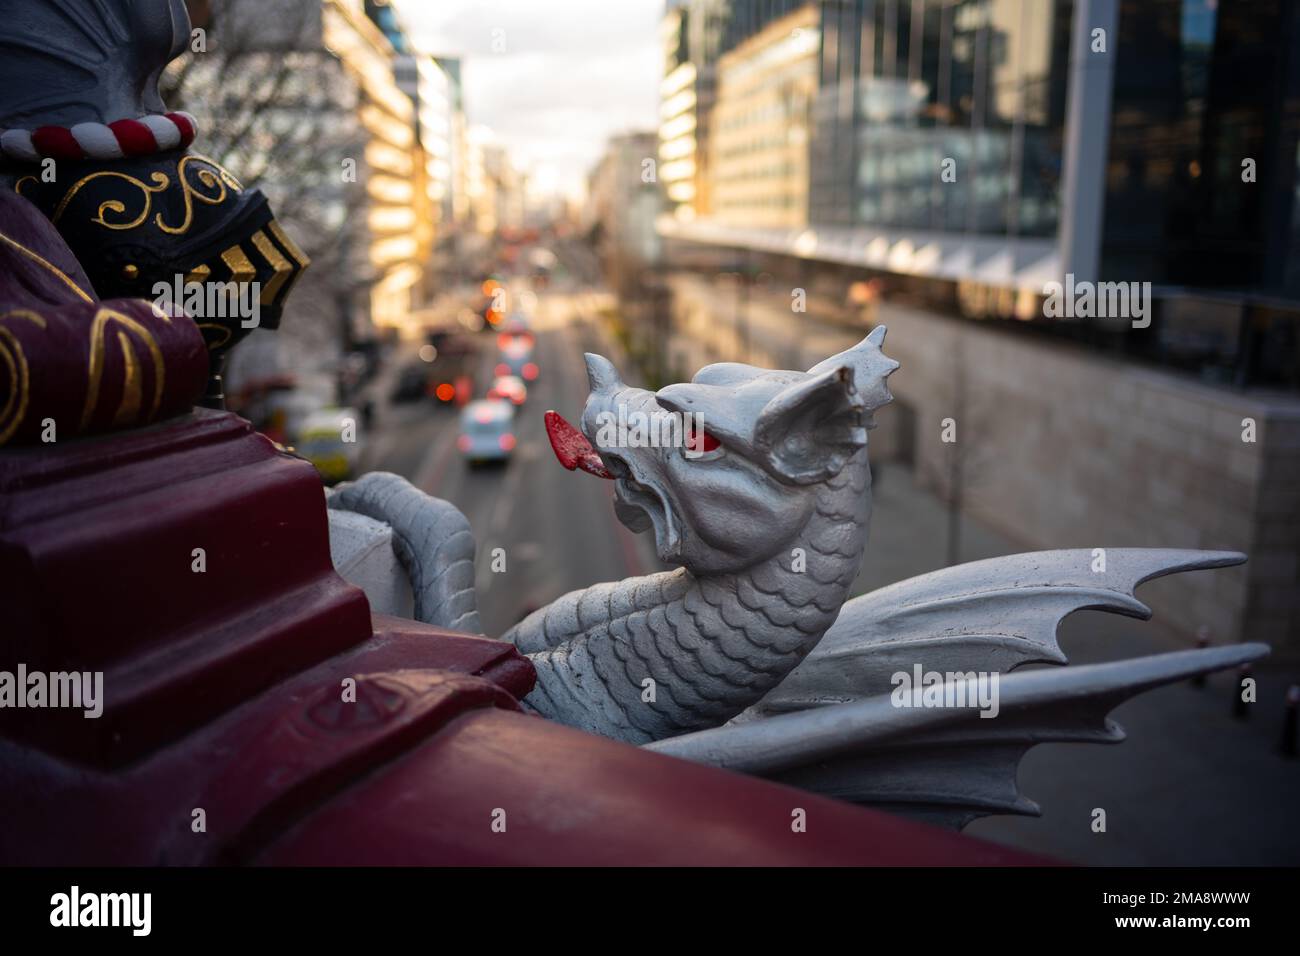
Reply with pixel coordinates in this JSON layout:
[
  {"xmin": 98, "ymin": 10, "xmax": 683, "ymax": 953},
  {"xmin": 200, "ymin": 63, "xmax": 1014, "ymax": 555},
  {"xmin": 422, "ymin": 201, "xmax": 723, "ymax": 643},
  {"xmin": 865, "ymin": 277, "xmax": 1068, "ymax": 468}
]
[{"xmin": 546, "ymin": 327, "xmax": 898, "ymax": 575}]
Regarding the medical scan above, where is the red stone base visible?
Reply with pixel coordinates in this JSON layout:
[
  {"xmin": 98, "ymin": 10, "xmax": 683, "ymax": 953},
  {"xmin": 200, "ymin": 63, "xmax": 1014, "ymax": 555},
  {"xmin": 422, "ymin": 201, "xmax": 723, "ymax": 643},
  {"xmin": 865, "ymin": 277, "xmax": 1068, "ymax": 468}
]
[{"xmin": 0, "ymin": 410, "xmax": 1039, "ymax": 865}]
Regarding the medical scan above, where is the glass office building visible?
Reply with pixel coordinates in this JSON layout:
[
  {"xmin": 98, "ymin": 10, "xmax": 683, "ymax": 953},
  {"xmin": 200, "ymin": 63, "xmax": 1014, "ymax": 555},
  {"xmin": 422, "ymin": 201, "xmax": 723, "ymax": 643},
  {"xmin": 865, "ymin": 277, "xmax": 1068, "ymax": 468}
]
[
  {"xmin": 809, "ymin": 0, "xmax": 1074, "ymax": 239},
  {"xmin": 802, "ymin": 0, "xmax": 1300, "ymax": 300},
  {"xmin": 663, "ymin": 0, "xmax": 1299, "ymax": 368},
  {"xmin": 1102, "ymin": 0, "xmax": 1300, "ymax": 298}
]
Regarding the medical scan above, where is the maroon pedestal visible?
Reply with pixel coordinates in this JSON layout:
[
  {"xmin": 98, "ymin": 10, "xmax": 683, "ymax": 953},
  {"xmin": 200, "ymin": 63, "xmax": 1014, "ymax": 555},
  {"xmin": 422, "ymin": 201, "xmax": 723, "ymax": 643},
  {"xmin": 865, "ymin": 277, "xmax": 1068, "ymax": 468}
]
[{"xmin": 0, "ymin": 410, "xmax": 1043, "ymax": 865}]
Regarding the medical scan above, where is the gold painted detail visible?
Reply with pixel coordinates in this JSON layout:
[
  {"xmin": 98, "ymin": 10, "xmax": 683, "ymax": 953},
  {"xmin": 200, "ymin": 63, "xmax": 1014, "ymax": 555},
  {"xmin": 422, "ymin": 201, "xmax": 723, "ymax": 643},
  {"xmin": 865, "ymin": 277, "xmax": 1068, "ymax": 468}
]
[
  {"xmin": 113, "ymin": 329, "xmax": 142, "ymax": 424},
  {"xmin": 268, "ymin": 220, "xmax": 311, "ymax": 270},
  {"xmin": 50, "ymin": 171, "xmax": 171, "ymax": 229},
  {"xmin": 220, "ymin": 244, "xmax": 256, "ymax": 283},
  {"xmin": 0, "ymin": 229, "xmax": 94, "ymax": 303},
  {"xmin": 80, "ymin": 307, "xmax": 165, "ymax": 430},
  {"xmin": 0, "ymin": 309, "xmax": 47, "ymax": 446},
  {"xmin": 156, "ymin": 157, "xmax": 234, "ymax": 236},
  {"xmin": 250, "ymin": 230, "xmax": 291, "ymax": 303},
  {"xmin": 196, "ymin": 322, "xmax": 233, "ymax": 351},
  {"xmin": 17, "ymin": 156, "xmax": 241, "ymax": 238},
  {"xmin": 188, "ymin": 153, "xmax": 244, "ymax": 192}
]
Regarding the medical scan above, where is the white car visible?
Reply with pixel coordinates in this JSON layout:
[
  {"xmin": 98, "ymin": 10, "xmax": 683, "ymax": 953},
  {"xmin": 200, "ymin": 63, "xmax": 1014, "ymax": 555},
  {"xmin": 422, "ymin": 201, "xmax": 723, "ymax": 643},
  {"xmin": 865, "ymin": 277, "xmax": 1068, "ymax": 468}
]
[{"xmin": 457, "ymin": 399, "xmax": 516, "ymax": 465}]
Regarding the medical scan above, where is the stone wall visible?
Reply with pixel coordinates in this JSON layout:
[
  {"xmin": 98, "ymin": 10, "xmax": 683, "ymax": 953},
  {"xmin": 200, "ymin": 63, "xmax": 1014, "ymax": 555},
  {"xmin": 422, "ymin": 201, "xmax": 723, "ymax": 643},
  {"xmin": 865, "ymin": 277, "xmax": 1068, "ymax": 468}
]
[
  {"xmin": 661, "ymin": 275, "xmax": 1299, "ymax": 650},
  {"xmin": 872, "ymin": 301, "xmax": 1300, "ymax": 652}
]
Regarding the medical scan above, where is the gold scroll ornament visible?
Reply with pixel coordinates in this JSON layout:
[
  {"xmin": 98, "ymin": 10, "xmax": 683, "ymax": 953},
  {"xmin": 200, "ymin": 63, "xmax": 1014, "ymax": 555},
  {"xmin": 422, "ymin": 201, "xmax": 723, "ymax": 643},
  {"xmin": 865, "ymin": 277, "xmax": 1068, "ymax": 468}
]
[{"xmin": 15, "ymin": 155, "xmax": 243, "ymax": 237}]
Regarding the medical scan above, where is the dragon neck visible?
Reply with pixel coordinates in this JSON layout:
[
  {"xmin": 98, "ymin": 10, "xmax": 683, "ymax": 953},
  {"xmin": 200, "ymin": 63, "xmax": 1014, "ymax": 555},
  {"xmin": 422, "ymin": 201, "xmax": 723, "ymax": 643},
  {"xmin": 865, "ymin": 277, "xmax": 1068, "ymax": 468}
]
[{"xmin": 518, "ymin": 450, "xmax": 872, "ymax": 743}]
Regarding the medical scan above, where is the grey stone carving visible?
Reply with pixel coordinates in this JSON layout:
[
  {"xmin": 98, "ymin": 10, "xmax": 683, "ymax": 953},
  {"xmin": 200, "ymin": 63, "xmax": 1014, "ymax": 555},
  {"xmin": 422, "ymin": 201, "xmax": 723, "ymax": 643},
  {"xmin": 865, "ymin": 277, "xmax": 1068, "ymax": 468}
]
[
  {"xmin": 0, "ymin": 0, "xmax": 190, "ymax": 129},
  {"xmin": 648, "ymin": 642, "xmax": 1265, "ymax": 829},
  {"xmin": 328, "ymin": 472, "xmax": 479, "ymax": 634},
  {"xmin": 328, "ymin": 329, "xmax": 1268, "ymax": 828},
  {"xmin": 508, "ymin": 328, "xmax": 897, "ymax": 740}
]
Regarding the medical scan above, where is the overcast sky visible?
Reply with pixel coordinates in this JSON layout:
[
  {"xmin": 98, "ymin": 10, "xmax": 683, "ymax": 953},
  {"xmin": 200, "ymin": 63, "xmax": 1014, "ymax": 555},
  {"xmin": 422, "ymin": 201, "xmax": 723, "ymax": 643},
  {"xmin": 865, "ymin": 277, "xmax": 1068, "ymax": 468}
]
[{"xmin": 391, "ymin": 0, "xmax": 664, "ymax": 201}]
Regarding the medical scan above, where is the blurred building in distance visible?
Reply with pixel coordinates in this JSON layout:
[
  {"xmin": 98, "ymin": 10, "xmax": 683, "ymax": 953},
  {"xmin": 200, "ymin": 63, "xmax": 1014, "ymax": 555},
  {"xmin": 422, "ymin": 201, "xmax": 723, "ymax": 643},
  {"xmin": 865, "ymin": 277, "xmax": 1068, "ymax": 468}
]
[
  {"xmin": 349, "ymin": 0, "xmax": 429, "ymax": 328},
  {"xmin": 176, "ymin": 0, "xmax": 430, "ymax": 397},
  {"xmin": 371, "ymin": 2, "xmax": 459, "ymax": 300},
  {"xmin": 433, "ymin": 56, "xmax": 470, "ymax": 229},
  {"xmin": 659, "ymin": 9, "xmax": 700, "ymax": 221},
  {"xmin": 711, "ymin": 4, "xmax": 819, "ymax": 229},
  {"xmin": 589, "ymin": 131, "xmax": 663, "ymax": 273},
  {"xmin": 465, "ymin": 128, "xmax": 529, "ymax": 237},
  {"xmin": 658, "ymin": 0, "xmax": 730, "ymax": 222},
  {"xmin": 466, "ymin": 127, "xmax": 494, "ymax": 235},
  {"xmin": 651, "ymin": 0, "xmax": 1300, "ymax": 649}
]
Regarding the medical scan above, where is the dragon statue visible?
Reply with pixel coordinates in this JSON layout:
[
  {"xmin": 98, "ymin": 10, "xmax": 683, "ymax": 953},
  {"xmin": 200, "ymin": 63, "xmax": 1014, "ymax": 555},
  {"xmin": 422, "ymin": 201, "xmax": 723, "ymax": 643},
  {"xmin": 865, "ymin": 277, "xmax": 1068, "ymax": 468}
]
[
  {"xmin": 331, "ymin": 330, "xmax": 1269, "ymax": 830},
  {"xmin": 0, "ymin": 0, "xmax": 1269, "ymax": 856}
]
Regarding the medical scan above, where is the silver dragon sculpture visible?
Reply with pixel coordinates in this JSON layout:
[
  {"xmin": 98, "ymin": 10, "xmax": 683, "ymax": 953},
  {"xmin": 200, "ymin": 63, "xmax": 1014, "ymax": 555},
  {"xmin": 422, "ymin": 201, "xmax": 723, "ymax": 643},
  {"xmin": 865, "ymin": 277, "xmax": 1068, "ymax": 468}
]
[{"xmin": 329, "ymin": 327, "xmax": 1268, "ymax": 829}]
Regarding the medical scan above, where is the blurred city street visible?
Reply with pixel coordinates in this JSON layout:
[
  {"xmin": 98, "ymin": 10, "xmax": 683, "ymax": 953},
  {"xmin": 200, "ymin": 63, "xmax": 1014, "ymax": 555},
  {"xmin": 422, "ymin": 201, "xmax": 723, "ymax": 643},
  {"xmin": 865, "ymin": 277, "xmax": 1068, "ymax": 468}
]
[
  {"xmin": 7, "ymin": 0, "xmax": 1295, "ymax": 874},
  {"xmin": 358, "ymin": 280, "xmax": 663, "ymax": 638}
]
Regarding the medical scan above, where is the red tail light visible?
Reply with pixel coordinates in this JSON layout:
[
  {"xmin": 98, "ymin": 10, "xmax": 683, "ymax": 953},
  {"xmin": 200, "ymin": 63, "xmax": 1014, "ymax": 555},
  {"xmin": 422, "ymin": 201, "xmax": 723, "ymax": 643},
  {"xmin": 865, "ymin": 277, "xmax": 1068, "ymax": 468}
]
[
  {"xmin": 522, "ymin": 362, "xmax": 539, "ymax": 381},
  {"xmin": 495, "ymin": 363, "xmax": 510, "ymax": 377},
  {"xmin": 457, "ymin": 435, "xmax": 471, "ymax": 452},
  {"xmin": 498, "ymin": 433, "xmax": 516, "ymax": 451}
]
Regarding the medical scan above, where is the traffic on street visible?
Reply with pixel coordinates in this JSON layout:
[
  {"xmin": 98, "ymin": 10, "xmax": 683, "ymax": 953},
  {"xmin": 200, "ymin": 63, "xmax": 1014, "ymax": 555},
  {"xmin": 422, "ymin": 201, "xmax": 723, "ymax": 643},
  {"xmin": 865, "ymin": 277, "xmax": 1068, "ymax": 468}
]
[{"xmin": 354, "ymin": 263, "xmax": 663, "ymax": 638}]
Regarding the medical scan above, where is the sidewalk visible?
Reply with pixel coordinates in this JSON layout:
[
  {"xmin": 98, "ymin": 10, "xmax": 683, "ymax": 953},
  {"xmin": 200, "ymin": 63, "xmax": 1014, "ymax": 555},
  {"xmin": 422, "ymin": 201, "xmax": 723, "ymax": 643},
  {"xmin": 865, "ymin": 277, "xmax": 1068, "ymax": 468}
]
[{"xmin": 862, "ymin": 463, "xmax": 1300, "ymax": 865}]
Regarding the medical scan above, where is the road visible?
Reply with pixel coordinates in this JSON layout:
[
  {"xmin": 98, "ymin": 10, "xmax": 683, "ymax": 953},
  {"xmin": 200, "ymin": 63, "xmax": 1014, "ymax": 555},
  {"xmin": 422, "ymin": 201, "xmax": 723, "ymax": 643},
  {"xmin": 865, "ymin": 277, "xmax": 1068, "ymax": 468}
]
[{"xmin": 361, "ymin": 284, "xmax": 663, "ymax": 639}]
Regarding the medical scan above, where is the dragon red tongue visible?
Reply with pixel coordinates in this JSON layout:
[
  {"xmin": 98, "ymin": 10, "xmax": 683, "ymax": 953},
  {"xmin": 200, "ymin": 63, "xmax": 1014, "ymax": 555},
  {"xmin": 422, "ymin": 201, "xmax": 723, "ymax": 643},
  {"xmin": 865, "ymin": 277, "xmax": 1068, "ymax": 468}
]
[{"xmin": 545, "ymin": 409, "xmax": 614, "ymax": 479}]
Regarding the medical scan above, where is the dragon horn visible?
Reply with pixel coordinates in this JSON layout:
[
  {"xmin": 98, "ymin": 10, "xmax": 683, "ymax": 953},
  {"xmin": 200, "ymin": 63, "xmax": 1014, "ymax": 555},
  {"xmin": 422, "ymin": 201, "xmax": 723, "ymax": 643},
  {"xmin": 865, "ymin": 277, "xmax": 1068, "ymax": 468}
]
[
  {"xmin": 584, "ymin": 352, "xmax": 625, "ymax": 393},
  {"xmin": 808, "ymin": 326, "xmax": 899, "ymax": 412}
]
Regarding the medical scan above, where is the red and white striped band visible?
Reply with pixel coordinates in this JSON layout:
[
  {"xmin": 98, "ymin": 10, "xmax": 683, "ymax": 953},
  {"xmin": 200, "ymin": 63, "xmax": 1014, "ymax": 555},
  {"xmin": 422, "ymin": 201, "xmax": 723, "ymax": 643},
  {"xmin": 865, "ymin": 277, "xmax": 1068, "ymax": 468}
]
[{"xmin": 0, "ymin": 112, "xmax": 198, "ymax": 163}]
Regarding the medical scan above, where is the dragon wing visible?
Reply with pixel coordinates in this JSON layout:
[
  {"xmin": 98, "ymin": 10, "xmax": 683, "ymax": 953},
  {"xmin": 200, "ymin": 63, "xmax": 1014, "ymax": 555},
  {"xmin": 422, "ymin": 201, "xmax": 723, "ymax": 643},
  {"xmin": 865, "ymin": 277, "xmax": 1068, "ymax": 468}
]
[
  {"xmin": 742, "ymin": 548, "xmax": 1246, "ymax": 718},
  {"xmin": 647, "ymin": 642, "xmax": 1268, "ymax": 829},
  {"xmin": 648, "ymin": 549, "xmax": 1257, "ymax": 829}
]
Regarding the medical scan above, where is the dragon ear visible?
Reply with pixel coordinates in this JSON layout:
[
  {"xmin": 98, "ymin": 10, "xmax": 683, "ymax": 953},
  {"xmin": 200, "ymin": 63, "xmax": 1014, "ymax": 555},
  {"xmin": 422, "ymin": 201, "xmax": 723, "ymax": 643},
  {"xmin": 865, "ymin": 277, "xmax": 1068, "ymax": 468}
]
[
  {"xmin": 807, "ymin": 325, "xmax": 898, "ymax": 413},
  {"xmin": 753, "ymin": 366, "xmax": 867, "ymax": 484}
]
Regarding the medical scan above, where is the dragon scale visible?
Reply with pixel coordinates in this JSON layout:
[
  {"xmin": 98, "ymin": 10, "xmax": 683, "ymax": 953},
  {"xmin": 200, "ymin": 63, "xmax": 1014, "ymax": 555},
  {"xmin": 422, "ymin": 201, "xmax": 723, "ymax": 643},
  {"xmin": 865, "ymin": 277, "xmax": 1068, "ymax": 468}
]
[{"xmin": 508, "ymin": 447, "xmax": 872, "ymax": 742}]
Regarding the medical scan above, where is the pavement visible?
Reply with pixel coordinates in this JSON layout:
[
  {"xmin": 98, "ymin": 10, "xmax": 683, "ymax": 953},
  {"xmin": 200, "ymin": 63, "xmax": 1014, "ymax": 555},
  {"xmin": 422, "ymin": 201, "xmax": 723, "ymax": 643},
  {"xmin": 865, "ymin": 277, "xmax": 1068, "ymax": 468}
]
[
  {"xmin": 358, "ymin": 278, "xmax": 1299, "ymax": 866},
  {"xmin": 864, "ymin": 464, "xmax": 1300, "ymax": 865}
]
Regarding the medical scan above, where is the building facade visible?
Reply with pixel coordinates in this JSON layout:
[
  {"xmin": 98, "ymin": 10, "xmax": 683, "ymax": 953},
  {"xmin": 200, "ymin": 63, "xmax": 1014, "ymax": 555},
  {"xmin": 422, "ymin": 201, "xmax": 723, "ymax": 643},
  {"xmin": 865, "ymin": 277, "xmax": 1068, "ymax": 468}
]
[
  {"xmin": 433, "ymin": 56, "xmax": 469, "ymax": 229},
  {"xmin": 323, "ymin": 0, "xmax": 423, "ymax": 331},
  {"xmin": 589, "ymin": 131, "xmax": 663, "ymax": 269},
  {"xmin": 711, "ymin": 4, "xmax": 820, "ymax": 229},
  {"xmin": 658, "ymin": 0, "xmax": 731, "ymax": 222},
  {"xmin": 655, "ymin": 0, "xmax": 1300, "ymax": 648},
  {"xmin": 659, "ymin": 8, "xmax": 700, "ymax": 220}
]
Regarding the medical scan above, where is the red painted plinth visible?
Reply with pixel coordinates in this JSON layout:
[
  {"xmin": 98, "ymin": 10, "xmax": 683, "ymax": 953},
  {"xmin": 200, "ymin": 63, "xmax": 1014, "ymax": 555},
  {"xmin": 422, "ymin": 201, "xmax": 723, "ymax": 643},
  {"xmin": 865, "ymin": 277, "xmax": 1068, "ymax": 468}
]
[{"xmin": 0, "ymin": 410, "xmax": 1042, "ymax": 865}]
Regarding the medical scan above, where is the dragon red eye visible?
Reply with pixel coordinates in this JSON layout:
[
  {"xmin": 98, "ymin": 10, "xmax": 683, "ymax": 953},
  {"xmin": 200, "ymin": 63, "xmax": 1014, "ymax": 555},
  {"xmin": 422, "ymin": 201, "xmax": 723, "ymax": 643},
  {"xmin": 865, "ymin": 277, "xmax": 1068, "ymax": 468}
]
[{"xmin": 685, "ymin": 425, "xmax": 721, "ymax": 454}]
